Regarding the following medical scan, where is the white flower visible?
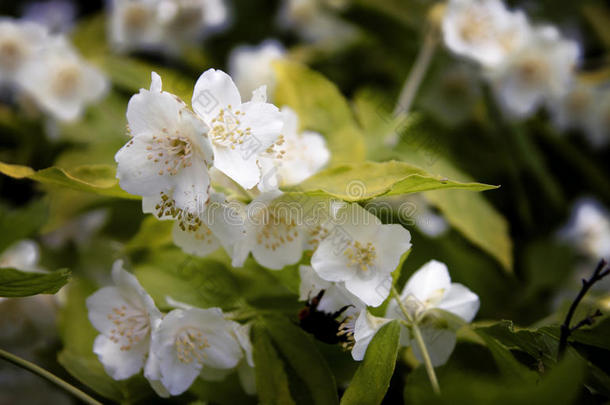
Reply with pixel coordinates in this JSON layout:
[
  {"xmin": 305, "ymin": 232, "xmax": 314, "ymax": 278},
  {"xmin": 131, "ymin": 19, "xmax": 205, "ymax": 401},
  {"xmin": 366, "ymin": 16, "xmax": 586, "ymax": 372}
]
[
  {"xmin": 16, "ymin": 36, "xmax": 108, "ymax": 122},
  {"xmin": 0, "ymin": 19, "xmax": 48, "ymax": 83},
  {"xmin": 109, "ymin": 0, "xmax": 164, "ymax": 53},
  {"xmin": 170, "ymin": 192, "xmax": 246, "ymax": 259},
  {"xmin": 192, "ymin": 69, "xmax": 284, "ymax": 190},
  {"xmin": 442, "ymin": 0, "xmax": 530, "ymax": 67},
  {"xmin": 157, "ymin": 0, "xmax": 229, "ymax": 46},
  {"xmin": 386, "ymin": 260, "xmax": 479, "ymax": 366},
  {"xmin": 232, "ymin": 191, "xmax": 307, "ymax": 269},
  {"xmin": 487, "ymin": 25, "xmax": 580, "ymax": 118},
  {"xmin": 0, "ymin": 240, "xmax": 43, "ymax": 272},
  {"xmin": 258, "ymin": 107, "xmax": 330, "ymax": 191},
  {"xmin": 116, "ymin": 72, "xmax": 214, "ymax": 220},
  {"xmin": 559, "ymin": 198, "xmax": 610, "ymax": 260},
  {"xmin": 549, "ymin": 80, "xmax": 596, "ymax": 133},
  {"xmin": 277, "ymin": 0, "xmax": 357, "ymax": 44},
  {"xmin": 86, "ymin": 260, "xmax": 162, "ymax": 380},
  {"xmin": 350, "ymin": 310, "xmax": 391, "ymax": 361},
  {"xmin": 149, "ymin": 306, "xmax": 243, "ymax": 396},
  {"xmin": 311, "ymin": 203, "xmax": 412, "ymax": 307},
  {"xmin": 228, "ymin": 40, "xmax": 285, "ymax": 100}
]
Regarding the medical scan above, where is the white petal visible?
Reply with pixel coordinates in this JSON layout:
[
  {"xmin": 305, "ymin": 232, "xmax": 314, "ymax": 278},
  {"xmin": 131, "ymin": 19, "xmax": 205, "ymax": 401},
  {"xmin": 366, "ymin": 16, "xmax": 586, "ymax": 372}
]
[
  {"xmin": 310, "ymin": 237, "xmax": 355, "ymax": 282},
  {"xmin": 160, "ymin": 344, "xmax": 201, "ymax": 395},
  {"xmin": 410, "ymin": 327, "xmax": 456, "ymax": 367},
  {"xmin": 126, "ymin": 81, "xmax": 184, "ymax": 136},
  {"xmin": 172, "ymin": 221, "xmax": 221, "ymax": 257},
  {"xmin": 233, "ymin": 323, "xmax": 254, "ymax": 367},
  {"xmin": 351, "ymin": 311, "xmax": 390, "ymax": 361},
  {"xmin": 93, "ymin": 334, "xmax": 148, "ymax": 380},
  {"xmin": 250, "ymin": 85, "xmax": 267, "ymax": 103},
  {"xmin": 111, "ymin": 260, "xmax": 162, "ymax": 321},
  {"xmin": 373, "ymin": 224, "xmax": 412, "ymax": 275},
  {"xmin": 212, "ymin": 144, "xmax": 261, "ymax": 190},
  {"xmin": 144, "ymin": 349, "xmax": 170, "ymax": 398},
  {"xmin": 192, "ymin": 69, "xmax": 242, "ymax": 122},
  {"xmin": 437, "ymin": 283, "xmax": 480, "ymax": 322},
  {"xmin": 344, "ymin": 272, "xmax": 392, "ymax": 307},
  {"xmin": 86, "ymin": 286, "xmax": 130, "ymax": 334},
  {"xmin": 298, "ymin": 265, "xmax": 331, "ymax": 302},
  {"xmin": 402, "ymin": 260, "xmax": 452, "ymax": 304},
  {"xmin": 115, "ymin": 133, "xmax": 174, "ymax": 197},
  {"xmin": 239, "ymin": 101, "xmax": 283, "ymax": 149}
]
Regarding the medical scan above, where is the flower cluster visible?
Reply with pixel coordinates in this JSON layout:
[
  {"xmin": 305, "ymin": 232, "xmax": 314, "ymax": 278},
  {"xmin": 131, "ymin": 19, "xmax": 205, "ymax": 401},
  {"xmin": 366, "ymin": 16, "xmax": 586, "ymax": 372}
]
[
  {"xmin": 442, "ymin": 0, "xmax": 608, "ymax": 147},
  {"xmin": 109, "ymin": 0, "xmax": 229, "ymax": 54},
  {"xmin": 0, "ymin": 18, "xmax": 107, "ymax": 122},
  {"xmin": 86, "ymin": 261, "xmax": 254, "ymax": 397}
]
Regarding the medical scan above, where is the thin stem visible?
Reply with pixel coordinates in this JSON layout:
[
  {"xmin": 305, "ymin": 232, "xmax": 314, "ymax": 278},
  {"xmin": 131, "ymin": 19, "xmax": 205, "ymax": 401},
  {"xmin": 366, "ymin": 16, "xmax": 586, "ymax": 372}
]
[
  {"xmin": 393, "ymin": 29, "xmax": 438, "ymax": 117},
  {"xmin": 390, "ymin": 286, "xmax": 440, "ymax": 395},
  {"xmin": 558, "ymin": 259, "xmax": 609, "ymax": 358},
  {"xmin": 0, "ymin": 348, "xmax": 102, "ymax": 405},
  {"xmin": 386, "ymin": 28, "xmax": 437, "ymax": 146},
  {"xmin": 411, "ymin": 323, "xmax": 441, "ymax": 395}
]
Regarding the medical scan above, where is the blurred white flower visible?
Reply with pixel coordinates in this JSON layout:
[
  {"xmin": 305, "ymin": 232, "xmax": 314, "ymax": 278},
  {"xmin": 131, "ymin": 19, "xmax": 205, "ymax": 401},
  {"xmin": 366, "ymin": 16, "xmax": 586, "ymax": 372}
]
[
  {"xmin": 86, "ymin": 260, "xmax": 162, "ymax": 380},
  {"xmin": 549, "ymin": 80, "xmax": 596, "ymax": 133},
  {"xmin": 192, "ymin": 69, "xmax": 284, "ymax": 190},
  {"xmin": 584, "ymin": 88, "xmax": 610, "ymax": 148},
  {"xmin": 42, "ymin": 209, "xmax": 108, "ymax": 249},
  {"xmin": 277, "ymin": 0, "xmax": 357, "ymax": 44},
  {"xmin": 22, "ymin": 0, "xmax": 76, "ymax": 34},
  {"xmin": 258, "ymin": 106, "xmax": 330, "ymax": 191},
  {"xmin": 116, "ymin": 72, "xmax": 214, "ymax": 221},
  {"xmin": 487, "ymin": 25, "xmax": 580, "ymax": 118},
  {"xmin": 157, "ymin": 0, "xmax": 228, "ymax": 47},
  {"xmin": 16, "ymin": 36, "xmax": 108, "ymax": 122},
  {"xmin": 386, "ymin": 260, "xmax": 480, "ymax": 366},
  {"xmin": 0, "ymin": 19, "xmax": 48, "ymax": 83},
  {"xmin": 170, "ymin": 192, "xmax": 246, "ymax": 259},
  {"xmin": 559, "ymin": 198, "xmax": 610, "ymax": 260},
  {"xmin": 311, "ymin": 203, "xmax": 412, "ymax": 306},
  {"xmin": 109, "ymin": 0, "xmax": 164, "ymax": 53},
  {"xmin": 232, "ymin": 190, "xmax": 307, "ymax": 269},
  {"xmin": 149, "ymin": 306, "xmax": 243, "ymax": 396},
  {"xmin": 228, "ymin": 39, "xmax": 285, "ymax": 100},
  {"xmin": 442, "ymin": 0, "xmax": 529, "ymax": 67},
  {"xmin": 0, "ymin": 240, "xmax": 43, "ymax": 272}
]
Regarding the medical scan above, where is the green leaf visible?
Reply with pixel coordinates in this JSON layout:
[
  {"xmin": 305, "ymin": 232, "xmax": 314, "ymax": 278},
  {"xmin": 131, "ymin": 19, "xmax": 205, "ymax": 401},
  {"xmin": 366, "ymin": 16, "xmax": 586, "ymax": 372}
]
[
  {"xmin": 125, "ymin": 215, "xmax": 174, "ymax": 252},
  {"xmin": 0, "ymin": 162, "xmax": 137, "ymax": 200},
  {"xmin": 283, "ymin": 160, "xmax": 496, "ymax": 201},
  {"xmin": 134, "ymin": 248, "xmax": 241, "ymax": 310},
  {"xmin": 273, "ymin": 61, "xmax": 366, "ymax": 165},
  {"xmin": 263, "ymin": 315, "xmax": 339, "ymax": 405},
  {"xmin": 475, "ymin": 328, "xmax": 539, "ymax": 382},
  {"xmin": 0, "ymin": 268, "xmax": 70, "ymax": 297},
  {"xmin": 0, "ymin": 199, "xmax": 48, "ymax": 253},
  {"xmin": 340, "ymin": 320, "xmax": 400, "ymax": 405},
  {"xmin": 189, "ymin": 372, "xmax": 256, "ymax": 405},
  {"xmin": 252, "ymin": 324, "xmax": 297, "ymax": 405}
]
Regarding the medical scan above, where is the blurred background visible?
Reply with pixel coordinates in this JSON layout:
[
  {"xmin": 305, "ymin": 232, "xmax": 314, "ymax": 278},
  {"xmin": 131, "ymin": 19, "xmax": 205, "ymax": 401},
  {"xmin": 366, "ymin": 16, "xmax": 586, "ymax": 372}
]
[{"xmin": 0, "ymin": 0, "xmax": 609, "ymax": 403}]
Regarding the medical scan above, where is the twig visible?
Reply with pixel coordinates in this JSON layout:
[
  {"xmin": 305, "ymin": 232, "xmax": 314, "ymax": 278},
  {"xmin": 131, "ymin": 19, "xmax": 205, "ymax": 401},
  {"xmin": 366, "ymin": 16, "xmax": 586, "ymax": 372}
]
[
  {"xmin": 0, "ymin": 348, "xmax": 102, "ymax": 405},
  {"xmin": 558, "ymin": 259, "xmax": 609, "ymax": 358}
]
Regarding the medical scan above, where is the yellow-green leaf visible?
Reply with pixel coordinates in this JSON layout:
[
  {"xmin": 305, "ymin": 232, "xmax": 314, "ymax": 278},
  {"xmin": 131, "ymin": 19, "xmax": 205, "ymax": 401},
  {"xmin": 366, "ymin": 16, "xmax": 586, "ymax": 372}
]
[
  {"xmin": 283, "ymin": 160, "xmax": 497, "ymax": 201},
  {"xmin": 0, "ymin": 162, "xmax": 138, "ymax": 200},
  {"xmin": 273, "ymin": 61, "xmax": 366, "ymax": 165}
]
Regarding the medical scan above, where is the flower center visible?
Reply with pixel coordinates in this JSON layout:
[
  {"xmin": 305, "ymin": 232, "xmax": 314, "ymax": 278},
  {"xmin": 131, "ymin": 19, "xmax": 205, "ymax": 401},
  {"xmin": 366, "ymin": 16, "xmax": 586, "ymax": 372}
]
[
  {"xmin": 518, "ymin": 57, "xmax": 549, "ymax": 85},
  {"xmin": 402, "ymin": 289, "xmax": 446, "ymax": 322},
  {"xmin": 255, "ymin": 208, "xmax": 299, "ymax": 251},
  {"xmin": 166, "ymin": 1, "xmax": 205, "ymax": 34},
  {"xmin": 337, "ymin": 315, "xmax": 356, "ymax": 350},
  {"xmin": 106, "ymin": 305, "xmax": 150, "ymax": 351},
  {"xmin": 154, "ymin": 191, "xmax": 205, "ymax": 232},
  {"xmin": 146, "ymin": 131, "xmax": 193, "ymax": 176},
  {"xmin": 123, "ymin": 4, "xmax": 151, "ymax": 33},
  {"xmin": 344, "ymin": 241, "xmax": 377, "ymax": 272},
  {"xmin": 52, "ymin": 64, "xmax": 82, "ymax": 98},
  {"xmin": 0, "ymin": 38, "xmax": 24, "ymax": 71},
  {"xmin": 175, "ymin": 327, "xmax": 210, "ymax": 364},
  {"xmin": 209, "ymin": 105, "xmax": 249, "ymax": 150},
  {"xmin": 459, "ymin": 8, "xmax": 493, "ymax": 44}
]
